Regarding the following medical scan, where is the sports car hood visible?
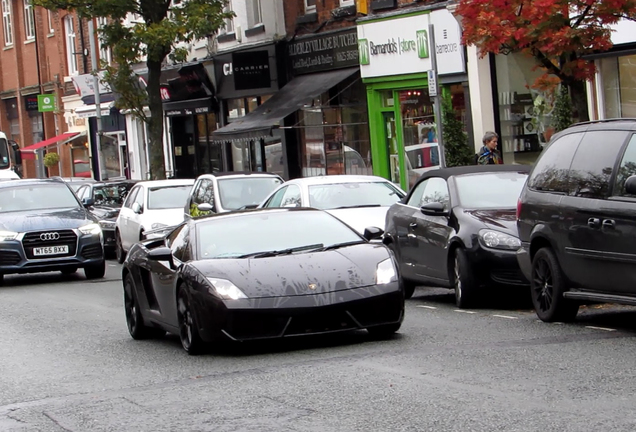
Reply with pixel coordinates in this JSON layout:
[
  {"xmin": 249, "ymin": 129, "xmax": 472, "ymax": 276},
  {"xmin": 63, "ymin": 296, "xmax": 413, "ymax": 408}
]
[
  {"xmin": 0, "ymin": 207, "xmax": 95, "ymax": 232},
  {"xmin": 325, "ymin": 207, "xmax": 389, "ymax": 234},
  {"xmin": 464, "ymin": 209, "xmax": 518, "ymax": 236},
  {"xmin": 192, "ymin": 243, "xmax": 391, "ymax": 298}
]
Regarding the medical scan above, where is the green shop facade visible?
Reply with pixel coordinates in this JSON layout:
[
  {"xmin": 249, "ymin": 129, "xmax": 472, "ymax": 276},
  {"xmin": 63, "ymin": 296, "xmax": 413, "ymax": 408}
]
[{"xmin": 357, "ymin": 8, "xmax": 470, "ymax": 190}]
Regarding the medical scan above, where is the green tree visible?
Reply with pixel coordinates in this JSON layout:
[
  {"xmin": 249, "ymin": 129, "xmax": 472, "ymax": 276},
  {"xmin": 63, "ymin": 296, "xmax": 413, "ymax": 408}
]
[
  {"xmin": 552, "ymin": 85, "xmax": 573, "ymax": 133},
  {"xmin": 442, "ymin": 97, "xmax": 474, "ymax": 167},
  {"xmin": 34, "ymin": 0, "xmax": 233, "ymax": 179}
]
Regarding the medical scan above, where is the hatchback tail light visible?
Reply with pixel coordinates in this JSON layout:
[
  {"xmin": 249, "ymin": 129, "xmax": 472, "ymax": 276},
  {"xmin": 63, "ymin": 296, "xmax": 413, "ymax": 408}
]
[{"xmin": 516, "ymin": 198, "xmax": 522, "ymax": 220}]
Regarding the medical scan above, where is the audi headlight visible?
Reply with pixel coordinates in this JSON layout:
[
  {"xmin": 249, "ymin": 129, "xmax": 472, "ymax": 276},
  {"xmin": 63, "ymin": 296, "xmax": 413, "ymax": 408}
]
[
  {"xmin": 206, "ymin": 278, "xmax": 247, "ymax": 300},
  {"xmin": 78, "ymin": 223, "xmax": 102, "ymax": 235},
  {"xmin": 478, "ymin": 229, "xmax": 521, "ymax": 250},
  {"xmin": 151, "ymin": 223, "xmax": 168, "ymax": 230},
  {"xmin": 0, "ymin": 230, "xmax": 18, "ymax": 241},
  {"xmin": 376, "ymin": 258, "xmax": 397, "ymax": 285}
]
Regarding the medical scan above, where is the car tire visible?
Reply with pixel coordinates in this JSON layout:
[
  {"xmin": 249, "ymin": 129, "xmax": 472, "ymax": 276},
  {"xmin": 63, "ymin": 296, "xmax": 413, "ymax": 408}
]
[
  {"xmin": 60, "ymin": 267, "xmax": 78, "ymax": 275},
  {"xmin": 531, "ymin": 247, "xmax": 579, "ymax": 322},
  {"xmin": 177, "ymin": 284, "xmax": 204, "ymax": 355},
  {"xmin": 368, "ymin": 322, "xmax": 402, "ymax": 339},
  {"xmin": 403, "ymin": 279, "xmax": 416, "ymax": 300},
  {"xmin": 84, "ymin": 260, "xmax": 106, "ymax": 280},
  {"xmin": 116, "ymin": 231, "xmax": 126, "ymax": 264},
  {"xmin": 454, "ymin": 248, "xmax": 478, "ymax": 308},
  {"xmin": 0, "ymin": 273, "xmax": 3, "ymax": 286},
  {"xmin": 124, "ymin": 273, "xmax": 164, "ymax": 340}
]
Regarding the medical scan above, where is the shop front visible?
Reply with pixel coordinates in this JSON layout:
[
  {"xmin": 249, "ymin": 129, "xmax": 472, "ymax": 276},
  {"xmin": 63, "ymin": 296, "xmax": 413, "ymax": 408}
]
[
  {"xmin": 210, "ymin": 42, "xmax": 284, "ymax": 175},
  {"xmin": 358, "ymin": 8, "xmax": 468, "ymax": 191},
  {"xmin": 211, "ymin": 28, "xmax": 363, "ymax": 181}
]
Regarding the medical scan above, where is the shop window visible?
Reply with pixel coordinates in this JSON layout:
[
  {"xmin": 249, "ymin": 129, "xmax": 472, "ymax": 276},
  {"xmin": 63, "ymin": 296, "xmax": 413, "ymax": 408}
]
[
  {"xmin": 227, "ymin": 98, "xmax": 246, "ymax": 120},
  {"xmin": 9, "ymin": 119, "xmax": 20, "ymax": 143},
  {"xmin": 2, "ymin": 0, "xmax": 13, "ymax": 46},
  {"xmin": 23, "ymin": 0, "xmax": 34, "ymax": 40},
  {"xmin": 102, "ymin": 133, "xmax": 122, "ymax": 179},
  {"xmin": 381, "ymin": 90, "xmax": 394, "ymax": 108},
  {"xmin": 398, "ymin": 89, "xmax": 437, "ymax": 188},
  {"xmin": 30, "ymin": 114, "xmax": 43, "ymax": 145},
  {"xmin": 601, "ymin": 54, "xmax": 636, "ymax": 119},
  {"xmin": 247, "ymin": 97, "xmax": 259, "ymax": 114},
  {"xmin": 71, "ymin": 144, "xmax": 90, "ymax": 177}
]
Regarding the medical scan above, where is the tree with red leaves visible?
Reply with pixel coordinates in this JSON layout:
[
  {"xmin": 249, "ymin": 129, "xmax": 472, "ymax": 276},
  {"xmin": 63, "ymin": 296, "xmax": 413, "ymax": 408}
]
[{"xmin": 457, "ymin": 0, "xmax": 636, "ymax": 121}]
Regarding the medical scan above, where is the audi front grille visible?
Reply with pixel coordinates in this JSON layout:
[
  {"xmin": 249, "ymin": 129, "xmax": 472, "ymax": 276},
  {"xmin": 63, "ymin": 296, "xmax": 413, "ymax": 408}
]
[{"xmin": 22, "ymin": 230, "xmax": 78, "ymax": 260}]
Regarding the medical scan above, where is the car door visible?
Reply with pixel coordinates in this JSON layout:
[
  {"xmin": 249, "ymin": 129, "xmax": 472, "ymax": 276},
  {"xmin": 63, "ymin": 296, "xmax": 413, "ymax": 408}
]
[
  {"xmin": 559, "ymin": 130, "xmax": 629, "ymax": 292},
  {"xmin": 409, "ymin": 177, "xmax": 453, "ymax": 282},
  {"xmin": 388, "ymin": 180, "xmax": 428, "ymax": 281},
  {"xmin": 148, "ymin": 224, "xmax": 190, "ymax": 327},
  {"xmin": 126, "ymin": 186, "xmax": 146, "ymax": 247},
  {"xmin": 186, "ymin": 178, "xmax": 215, "ymax": 217},
  {"xmin": 118, "ymin": 186, "xmax": 139, "ymax": 249}
]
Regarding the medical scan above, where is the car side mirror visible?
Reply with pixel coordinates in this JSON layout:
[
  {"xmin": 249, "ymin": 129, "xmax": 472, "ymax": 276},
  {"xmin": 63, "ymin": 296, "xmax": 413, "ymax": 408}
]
[
  {"xmin": 82, "ymin": 197, "xmax": 94, "ymax": 208},
  {"xmin": 420, "ymin": 202, "xmax": 448, "ymax": 217},
  {"xmin": 363, "ymin": 226, "xmax": 384, "ymax": 241},
  {"xmin": 625, "ymin": 175, "xmax": 636, "ymax": 195},
  {"xmin": 197, "ymin": 203, "xmax": 214, "ymax": 213},
  {"xmin": 132, "ymin": 202, "xmax": 143, "ymax": 214},
  {"xmin": 147, "ymin": 246, "xmax": 173, "ymax": 265}
]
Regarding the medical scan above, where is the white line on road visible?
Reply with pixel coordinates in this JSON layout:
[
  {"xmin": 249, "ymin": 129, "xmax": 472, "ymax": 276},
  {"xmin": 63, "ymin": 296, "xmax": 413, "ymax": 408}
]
[
  {"xmin": 454, "ymin": 309, "xmax": 476, "ymax": 314},
  {"xmin": 492, "ymin": 314, "xmax": 518, "ymax": 320},
  {"xmin": 585, "ymin": 326, "xmax": 616, "ymax": 332},
  {"xmin": 416, "ymin": 305, "xmax": 437, "ymax": 310}
]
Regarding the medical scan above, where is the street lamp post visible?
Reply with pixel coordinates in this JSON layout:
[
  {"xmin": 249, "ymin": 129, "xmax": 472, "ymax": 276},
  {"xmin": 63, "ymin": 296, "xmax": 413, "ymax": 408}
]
[{"xmin": 87, "ymin": 18, "xmax": 107, "ymax": 181}]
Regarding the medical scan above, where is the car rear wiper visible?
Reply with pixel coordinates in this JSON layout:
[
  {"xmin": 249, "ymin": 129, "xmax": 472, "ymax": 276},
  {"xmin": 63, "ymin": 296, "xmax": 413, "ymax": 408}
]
[
  {"xmin": 238, "ymin": 243, "xmax": 324, "ymax": 259},
  {"xmin": 312, "ymin": 240, "xmax": 367, "ymax": 252},
  {"xmin": 333, "ymin": 204, "xmax": 382, "ymax": 209}
]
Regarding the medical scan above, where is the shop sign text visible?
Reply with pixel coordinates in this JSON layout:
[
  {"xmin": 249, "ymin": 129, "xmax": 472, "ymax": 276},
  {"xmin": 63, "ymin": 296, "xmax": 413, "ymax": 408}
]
[{"xmin": 288, "ymin": 28, "xmax": 359, "ymax": 75}]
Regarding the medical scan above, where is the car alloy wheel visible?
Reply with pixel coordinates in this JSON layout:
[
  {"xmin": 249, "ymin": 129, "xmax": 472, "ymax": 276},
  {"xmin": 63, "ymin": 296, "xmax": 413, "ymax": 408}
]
[
  {"xmin": 177, "ymin": 286, "xmax": 203, "ymax": 355},
  {"xmin": 533, "ymin": 258, "xmax": 553, "ymax": 314},
  {"xmin": 530, "ymin": 248, "xmax": 578, "ymax": 322},
  {"xmin": 123, "ymin": 273, "xmax": 164, "ymax": 340},
  {"xmin": 453, "ymin": 248, "xmax": 477, "ymax": 308}
]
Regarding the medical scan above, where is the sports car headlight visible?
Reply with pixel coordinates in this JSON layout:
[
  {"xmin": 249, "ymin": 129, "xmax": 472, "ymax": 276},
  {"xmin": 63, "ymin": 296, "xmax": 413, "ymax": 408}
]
[
  {"xmin": 78, "ymin": 223, "xmax": 102, "ymax": 235},
  {"xmin": 151, "ymin": 223, "xmax": 168, "ymax": 230},
  {"xmin": 478, "ymin": 229, "xmax": 521, "ymax": 250},
  {"xmin": 376, "ymin": 258, "xmax": 397, "ymax": 285},
  {"xmin": 0, "ymin": 230, "xmax": 18, "ymax": 241},
  {"xmin": 206, "ymin": 278, "xmax": 247, "ymax": 300}
]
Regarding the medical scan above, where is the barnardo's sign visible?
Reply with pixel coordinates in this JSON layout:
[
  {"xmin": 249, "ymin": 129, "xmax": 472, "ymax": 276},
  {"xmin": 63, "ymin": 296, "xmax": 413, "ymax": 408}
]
[
  {"xmin": 357, "ymin": 11, "xmax": 464, "ymax": 78},
  {"xmin": 288, "ymin": 28, "xmax": 359, "ymax": 75}
]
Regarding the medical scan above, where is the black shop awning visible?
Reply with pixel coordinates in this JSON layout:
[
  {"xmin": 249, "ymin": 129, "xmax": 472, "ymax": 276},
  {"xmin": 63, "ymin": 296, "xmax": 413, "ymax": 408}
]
[{"xmin": 211, "ymin": 67, "xmax": 358, "ymax": 141}]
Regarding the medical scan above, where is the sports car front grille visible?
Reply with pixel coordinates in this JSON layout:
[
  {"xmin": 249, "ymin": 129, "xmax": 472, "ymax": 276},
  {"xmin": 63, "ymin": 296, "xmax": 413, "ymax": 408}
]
[
  {"xmin": 0, "ymin": 250, "xmax": 21, "ymax": 265},
  {"xmin": 285, "ymin": 311, "xmax": 356, "ymax": 336},
  {"xmin": 22, "ymin": 230, "xmax": 77, "ymax": 259}
]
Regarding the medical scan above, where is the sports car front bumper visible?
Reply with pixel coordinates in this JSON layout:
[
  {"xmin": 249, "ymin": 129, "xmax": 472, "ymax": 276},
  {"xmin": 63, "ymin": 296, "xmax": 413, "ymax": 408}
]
[{"xmin": 192, "ymin": 281, "xmax": 404, "ymax": 342}]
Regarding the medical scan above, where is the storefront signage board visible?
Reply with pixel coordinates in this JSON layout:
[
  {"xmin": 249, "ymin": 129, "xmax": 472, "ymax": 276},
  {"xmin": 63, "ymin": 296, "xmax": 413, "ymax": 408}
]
[
  {"xmin": 213, "ymin": 44, "xmax": 279, "ymax": 99},
  {"xmin": 430, "ymin": 9, "xmax": 465, "ymax": 75},
  {"xmin": 288, "ymin": 28, "xmax": 359, "ymax": 75}
]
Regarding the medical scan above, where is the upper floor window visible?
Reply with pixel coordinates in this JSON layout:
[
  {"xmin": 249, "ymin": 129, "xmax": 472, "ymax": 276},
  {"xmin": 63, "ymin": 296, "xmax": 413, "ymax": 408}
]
[
  {"xmin": 96, "ymin": 17, "xmax": 112, "ymax": 66},
  {"xmin": 47, "ymin": 10, "xmax": 54, "ymax": 34},
  {"xmin": 64, "ymin": 15, "xmax": 78, "ymax": 76},
  {"xmin": 24, "ymin": 0, "xmax": 35, "ymax": 40},
  {"xmin": 224, "ymin": 0, "xmax": 234, "ymax": 33},
  {"xmin": 2, "ymin": 0, "xmax": 13, "ymax": 46},
  {"xmin": 304, "ymin": 0, "xmax": 316, "ymax": 13},
  {"xmin": 247, "ymin": 0, "xmax": 262, "ymax": 27},
  {"xmin": 339, "ymin": 0, "xmax": 354, "ymax": 5}
]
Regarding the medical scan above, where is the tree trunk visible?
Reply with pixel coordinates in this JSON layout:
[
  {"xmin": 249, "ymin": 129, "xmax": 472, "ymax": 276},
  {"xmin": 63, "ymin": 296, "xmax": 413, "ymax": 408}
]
[
  {"xmin": 146, "ymin": 59, "xmax": 166, "ymax": 180},
  {"xmin": 567, "ymin": 79, "xmax": 589, "ymax": 123}
]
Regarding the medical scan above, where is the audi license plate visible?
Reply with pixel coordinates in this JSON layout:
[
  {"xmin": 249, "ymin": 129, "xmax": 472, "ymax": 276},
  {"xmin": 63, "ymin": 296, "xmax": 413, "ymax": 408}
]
[{"xmin": 33, "ymin": 246, "xmax": 69, "ymax": 256}]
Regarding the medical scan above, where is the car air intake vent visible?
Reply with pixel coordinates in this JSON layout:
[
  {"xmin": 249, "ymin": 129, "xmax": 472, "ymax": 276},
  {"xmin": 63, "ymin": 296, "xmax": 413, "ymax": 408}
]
[
  {"xmin": 0, "ymin": 250, "xmax": 21, "ymax": 265},
  {"xmin": 81, "ymin": 244, "xmax": 103, "ymax": 259}
]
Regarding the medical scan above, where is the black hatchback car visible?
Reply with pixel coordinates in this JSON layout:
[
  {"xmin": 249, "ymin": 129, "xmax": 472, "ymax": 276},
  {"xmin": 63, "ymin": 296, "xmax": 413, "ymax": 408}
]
[
  {"xmin": 517, "ymin": 119, "xmax": 636, "ymax": 322},
  {"xmin": 384, "ymin": 165, "xmax": 530, "ymax": 307},
  {"xmin": 0, "ymin": 178, "xmax": 105, "ymax": 284}
]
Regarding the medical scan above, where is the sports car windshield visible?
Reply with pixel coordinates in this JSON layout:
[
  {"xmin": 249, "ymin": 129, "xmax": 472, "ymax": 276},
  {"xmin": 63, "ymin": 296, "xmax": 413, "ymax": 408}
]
[
  {"xmin": 308, "ymin": 181, "xmax": 404, "ymax": 210},
  {"xmin": 0, "ymin": 184, "xmax": 80, "ymax": 212},
  {"xmin": 218, "ymin": 177, "xmax": 283, "ymax": 210},
  {"xmin": 196, "ymin": 211, "xmax": 363, "ymax": 259},
  {"xmin": 147, "ymin": 185, "xmax": 192, "ymax": 210},
  {"xmin": 455, "ymin": 172, "xmax": 528, "ymax": 209}
]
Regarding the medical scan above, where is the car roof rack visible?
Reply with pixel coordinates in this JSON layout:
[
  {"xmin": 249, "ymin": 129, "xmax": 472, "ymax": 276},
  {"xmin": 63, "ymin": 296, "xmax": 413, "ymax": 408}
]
[{"xmin": 573, "ymin": 118, "xmax": 636, "ymax": 126}]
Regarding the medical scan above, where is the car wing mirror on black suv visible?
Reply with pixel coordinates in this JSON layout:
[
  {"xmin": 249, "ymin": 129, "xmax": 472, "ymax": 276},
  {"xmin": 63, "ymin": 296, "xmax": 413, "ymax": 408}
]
[
  {"xmin": 625, "ymin": 175, "xmax": 636, "ymax": 195},
  {"xmin": 420, "ymin": 202, "xmax": 449, "ymax": 217}
]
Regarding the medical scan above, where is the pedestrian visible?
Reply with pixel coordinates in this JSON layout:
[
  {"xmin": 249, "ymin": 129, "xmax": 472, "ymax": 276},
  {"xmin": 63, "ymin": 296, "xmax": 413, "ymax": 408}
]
[{"xmin": 477, "ymin": 131, "xmax": 503, "ymax": 165}]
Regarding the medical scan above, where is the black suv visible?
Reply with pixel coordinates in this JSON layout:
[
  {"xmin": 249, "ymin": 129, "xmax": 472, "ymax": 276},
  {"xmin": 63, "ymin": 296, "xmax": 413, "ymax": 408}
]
[
  {"xmin": 517, "ymin": 119, "xmax": 636, "ymax": 322},
  {"xmin": 0, "ymin": 178, "xmax": 105, "ymax": 284}
]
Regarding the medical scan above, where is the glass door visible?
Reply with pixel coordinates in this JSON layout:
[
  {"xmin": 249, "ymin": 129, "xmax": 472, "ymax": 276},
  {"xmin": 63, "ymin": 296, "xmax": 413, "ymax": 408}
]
[{"xmin": 382, "ymin": 111, "xmax": 400, "ymax": 185}]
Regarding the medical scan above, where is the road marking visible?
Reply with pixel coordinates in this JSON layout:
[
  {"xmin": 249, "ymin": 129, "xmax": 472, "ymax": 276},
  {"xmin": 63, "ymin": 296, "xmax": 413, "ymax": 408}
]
[
  {"xmin": 416, "ymin": 305, "xmax": 437, "ymax": 310},
  {"xmin": 454, "ymin": 309, "xmax": 476, "ymax": 314},
  {"xmin": 585, "ymin": 326, "xmax": 616, "ymax": 332},
  {"xmin": 492, "ymin": 314, "xmax": 518, "ymax": 320}
]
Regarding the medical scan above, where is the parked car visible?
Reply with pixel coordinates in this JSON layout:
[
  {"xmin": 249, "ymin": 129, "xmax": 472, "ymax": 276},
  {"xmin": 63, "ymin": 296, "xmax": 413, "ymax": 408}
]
[
  {"xmin": 184, "ymin": 172, "xmax": 283, "ymax": 218},
  {"xmin": 121, "ymin": 208, "xmax": 404, "ymax": 354},
  {"xmin": 0, "ymin": 178, "xmax": 105, "ymax": 284},
  {"xmin": 384, "ymin": 165, "xmax": 531, "ymax": 304},
  {"xmin": 0, "ymin": 169, "xmax": 20, "ymax": 180},
  {"xmin": 517, "ymin": 119, "xmax": 636, "ymax": 322},
  {"xmin": 259, "ymin": 175, "xmax": 406, "ymax": 234},
  {"xmin": 115, "ymin": 179, "xmax": 194, "ymax": 263},
  {"xmin": 59, "ymin": 177, "xmax": 95, "ymax": 191},
  {"xmin": 75, "ymin": 180, "xmax": 138, "ymax": 255}
]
